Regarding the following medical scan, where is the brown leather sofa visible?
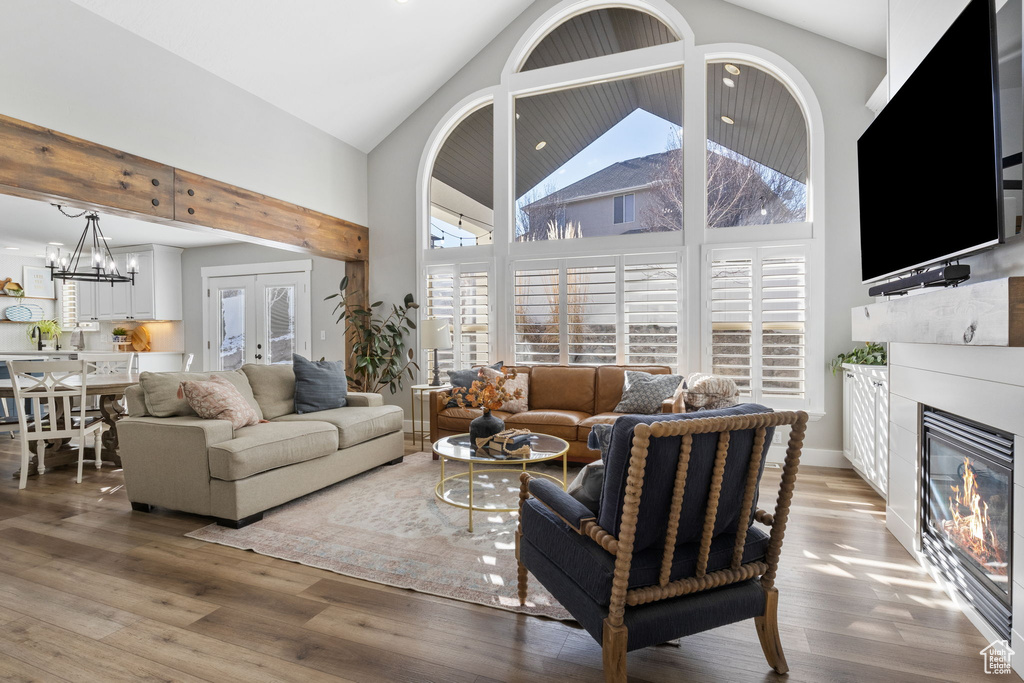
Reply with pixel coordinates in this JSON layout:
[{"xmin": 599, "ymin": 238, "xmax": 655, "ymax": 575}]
[{"xmin": 428, "ymin": 365, "xmax": 683, "ymax": 463}]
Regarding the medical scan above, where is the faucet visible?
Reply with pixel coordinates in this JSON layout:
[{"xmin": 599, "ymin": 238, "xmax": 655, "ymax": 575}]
[{"xmin": 30, "ymin": 326, "xmax": 42, "ymax": 351}]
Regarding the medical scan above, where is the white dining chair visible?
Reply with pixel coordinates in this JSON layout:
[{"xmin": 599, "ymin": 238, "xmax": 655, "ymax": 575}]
[
  {"xmin": 80, "ymin": 352, "xmax": 138, "ymax": 375},
  {"xmin": 182, "ymin": 353, "xmax": 195, "ymax": 372},
  {"xmin": 7, "ymin": 359, "xmax": 103, "ymax": 489}
]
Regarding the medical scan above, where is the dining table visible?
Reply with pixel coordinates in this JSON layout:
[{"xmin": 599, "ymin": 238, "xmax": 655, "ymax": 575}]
[{"xmin": 0, "ymin": 371, "xmax": 139, "ymax": 477}]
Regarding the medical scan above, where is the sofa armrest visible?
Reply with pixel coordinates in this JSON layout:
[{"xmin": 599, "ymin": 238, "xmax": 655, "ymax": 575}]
[
  {"xmin": 661, "ymin": 380, "xmax": 687, "ymax": 413},
  {"xmin": 117, "ymin": 416, "xmax": 235, "ymax": 516},
  {"xmin": 429, "ymin": 389, "xmax": 448, "ymax": 444},
  {"xmin": 346, "ymin": 392, "xmax": 382, "ymax": 407},
  {"xmin": 527, "ymin": 477, "xmax": 596, "ymax": 533}
]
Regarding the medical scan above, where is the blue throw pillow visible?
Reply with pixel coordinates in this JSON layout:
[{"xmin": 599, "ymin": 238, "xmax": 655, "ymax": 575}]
[
  {"xmin": 445, "ymin": 361, "xmax": 503, "ymax": 408},
  {"xmin": 292, "ymin": 354, "xmax": 347, "ymax": 414}
]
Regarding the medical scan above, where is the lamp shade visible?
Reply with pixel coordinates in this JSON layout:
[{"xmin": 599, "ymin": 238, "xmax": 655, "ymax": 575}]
[{"xmin": 421, "ymin": 318, "xmax": 453, "ymax": 350}]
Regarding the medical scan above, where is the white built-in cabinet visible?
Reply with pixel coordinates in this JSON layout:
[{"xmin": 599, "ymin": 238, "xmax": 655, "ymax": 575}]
[
  {"xmin": 841, "ymin": 363, "xmax": 889, "ymax": 500},
  {"xmin": 78, "ymin": 245, "xmax": 182, "ymax": 322}
]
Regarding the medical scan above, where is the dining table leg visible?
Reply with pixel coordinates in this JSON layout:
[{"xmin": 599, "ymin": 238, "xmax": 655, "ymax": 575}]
[{"xmin": 98, "ymin": 393, "xmax": 125, "ymax": 467}]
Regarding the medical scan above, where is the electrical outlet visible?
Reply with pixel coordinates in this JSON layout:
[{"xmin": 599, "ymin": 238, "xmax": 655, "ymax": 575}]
[
  {"xmin": 320, "ymin": 330, "xmax": 326, "ymax": 341},
  {"xmin": 772, "ymin": 432, "xmax": 782, "ymax": 445}
]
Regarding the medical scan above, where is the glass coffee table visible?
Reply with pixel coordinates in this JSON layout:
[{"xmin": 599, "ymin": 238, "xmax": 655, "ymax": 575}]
[{"xmin": 433, "ymin": 433, "xmax": 569, "ymax": 532}]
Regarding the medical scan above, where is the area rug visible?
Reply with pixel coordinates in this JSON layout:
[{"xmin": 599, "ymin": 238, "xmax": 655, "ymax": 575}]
[{"xmin": 186, "ymin": 452, "xmax": 574, "ymax": 621}]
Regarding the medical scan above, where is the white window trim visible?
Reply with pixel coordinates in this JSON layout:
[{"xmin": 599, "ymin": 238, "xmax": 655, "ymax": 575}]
[
  {"xmin": 422, "ymin": 262, "xmax": 495, "ymax": 380},
  {"xmin": 415, "ymin": 0, "xmax": 827, "ymax": 415}
]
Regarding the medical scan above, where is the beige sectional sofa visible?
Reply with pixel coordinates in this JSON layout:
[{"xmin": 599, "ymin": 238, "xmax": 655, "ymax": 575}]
[{"xmin": 118, "ymin": 364, "xmax": 405, "ymax": 527}]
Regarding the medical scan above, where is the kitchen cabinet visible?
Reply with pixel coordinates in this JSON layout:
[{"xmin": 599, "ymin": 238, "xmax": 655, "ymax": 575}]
[
  {"xmin": 842, "ymin": 363, "xmax": 888, "ymax": 500},
  {"xmin": 78, "ymin": 245, "xmax": 181, "ymax": 321}
]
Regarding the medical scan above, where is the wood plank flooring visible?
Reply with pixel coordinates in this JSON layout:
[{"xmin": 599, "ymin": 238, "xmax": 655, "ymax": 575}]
[{"xmin": 0, "ymin": 437, "xmax": 1000, "ymax": 682}]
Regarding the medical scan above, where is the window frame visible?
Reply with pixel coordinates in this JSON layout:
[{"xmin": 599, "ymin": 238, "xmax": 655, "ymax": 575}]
[
  {"xmin": 415, "ymin": 1, "xmax": 826, "ymax": 417},
  {"xmin": 613, "ymin": 193, "xmax": 636, "ymax": 225}
]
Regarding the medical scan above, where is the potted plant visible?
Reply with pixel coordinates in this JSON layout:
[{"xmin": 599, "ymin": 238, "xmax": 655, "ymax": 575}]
[
  {"xmin": 828, "ymin": 341, "xmax": 886, "ymax": 375},
  {"xmin": 324, "ymin": 276, "xmax": 419, "ymax": 394},
  {"xmin": 112, "ymin": 327, "xmax": 129, "ymax": 344},
  {"xmin": 444, "ymin": 371, "xmax": 524, "ymax": 448},
  {"xmin": 26, "ymin": 319, "xmax": 61, "ymax": 350}
]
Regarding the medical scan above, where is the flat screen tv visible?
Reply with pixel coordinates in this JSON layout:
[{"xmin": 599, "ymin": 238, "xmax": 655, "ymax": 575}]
[{"xmin": 858, "ymin": 0, "xmax": 1012, "ymax": 284}]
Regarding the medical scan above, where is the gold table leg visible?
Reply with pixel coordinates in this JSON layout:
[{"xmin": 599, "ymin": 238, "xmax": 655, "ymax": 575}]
[{"xmin": 468, "ymin": 461, "xmax": 474, "ymax": 532}]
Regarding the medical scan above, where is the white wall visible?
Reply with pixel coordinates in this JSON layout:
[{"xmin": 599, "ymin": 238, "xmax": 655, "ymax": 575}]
[
  {"xmin": 179, "ymin": 243, "xmax": 348, "ymax": 369},
  {"xmin": 366, "ymin": 0, "xmax": 885, "ymax": 455},
  {"xmin": 0, "ymin": 0, "xmax": 367, "ymax": 225}
]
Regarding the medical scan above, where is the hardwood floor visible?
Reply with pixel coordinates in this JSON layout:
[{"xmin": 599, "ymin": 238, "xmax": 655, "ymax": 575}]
[{"xmin": 0, "ymin": 436, "xmax": 998, "ymax": 682}]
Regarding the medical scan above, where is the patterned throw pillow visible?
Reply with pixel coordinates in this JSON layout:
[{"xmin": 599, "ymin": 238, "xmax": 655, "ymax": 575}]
[
  {"xmin": 480, "ymin": 366, "xmax": 530, "ymax": 413},
  {"xmin": 614, "ymin": 371, "xmax": 684, "ymax": 415},
  {"xmin": 683, "ymin": 372, "xmax": 739, "ymax": 411},
  {"xmin": 178, "ymin": 375, "xmax": 262, "ymax": 430}
]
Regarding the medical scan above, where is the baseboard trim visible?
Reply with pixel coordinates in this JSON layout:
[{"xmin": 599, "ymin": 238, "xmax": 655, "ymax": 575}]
[{"xmin": 767, "ymin": 444, "xmax": 849, "ymax": 468}]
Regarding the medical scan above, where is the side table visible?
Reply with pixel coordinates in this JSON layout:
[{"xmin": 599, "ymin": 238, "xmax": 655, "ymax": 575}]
[{"xmin": 410, "ymin": 383, "xmax": 450, "ymax": 451}]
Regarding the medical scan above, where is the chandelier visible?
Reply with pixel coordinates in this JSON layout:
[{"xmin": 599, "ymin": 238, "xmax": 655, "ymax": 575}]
[{"xmin": 46, "ymin": 206, "xmax": 137, "ymax": 285}]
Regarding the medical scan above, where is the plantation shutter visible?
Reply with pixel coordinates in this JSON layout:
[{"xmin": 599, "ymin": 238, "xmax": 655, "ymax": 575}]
[
  {"xmin": 707, "ymin": 245, "xmax": 807, "ymax": 404},
  {"xmin": 425, "ymin": 264, "xmax": 492, "ymax": 375},
  {"xmin": 566, "ymin": 260, "xmax": 617, "ymax": 365},
  {"xmin": 60, "ymin": 281, "xmax": 78, "ymax": 329},
  {"xmin": 425, "ymin": 266, "xmax": 456, "ymax": 375},
  {"xmin": 514, "ymin": 264, "xmax": 560, "ymax": 364},
  {"xmin": 624, "ymin": 255, "xmax": 681, "ymax": 368}
]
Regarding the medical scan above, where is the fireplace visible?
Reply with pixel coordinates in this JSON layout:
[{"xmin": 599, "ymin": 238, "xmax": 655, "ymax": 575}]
[{"xmin": 921, "ymin": 408, "xmax": 1013, "ymax": 638}]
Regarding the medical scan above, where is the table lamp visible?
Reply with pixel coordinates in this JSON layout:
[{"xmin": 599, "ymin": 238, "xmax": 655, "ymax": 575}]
[{"xmin": 421, "ymin": 318, "xmax": 453, "ymax": 386}]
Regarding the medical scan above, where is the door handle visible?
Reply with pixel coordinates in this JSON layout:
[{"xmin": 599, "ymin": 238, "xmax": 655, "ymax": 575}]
[
  {"xmin": 255, "ymin": 354, "xmax": 263, "ymax": 360},
  {"xmin": 257, "ymin": 344, "xmax": 262, "ymax": 349}
]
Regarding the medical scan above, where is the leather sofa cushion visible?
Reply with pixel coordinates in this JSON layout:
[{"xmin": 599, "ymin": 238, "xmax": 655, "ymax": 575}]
[
  {"xmin": 594, "ymin": 366, "xmax": 670, "ymax": 414},
  {"xmin": 209, "ymin": 421, "xmax": 338, "ymax": 481},
  {"xmin": 437, "ymin": 408, "xmax": 512, "ymax": 432},
  {"xmin": 505, "ymin": 410, "xmax": 590, "ymax": 441},
  {"xmin": 529, "ymin": 366, "xmax": 596, "ymax": 413},
  {"xmin": 241, "ymin": 364, "xmax": 296, "ymax": 420},
  {"xmin": 274, "ymin": 405, "xmax": 403, "ymax": 449},
  {"xmin": 578, "ymin": 412, "xmax": 622, "ymax": 443}
]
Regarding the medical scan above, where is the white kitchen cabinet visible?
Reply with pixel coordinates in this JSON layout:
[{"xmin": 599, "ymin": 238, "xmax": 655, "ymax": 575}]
[
  {"xmin": 842, "ymin": 363, "xmax": 889, "ymax": 500},
  {"xmin": 77, "ymin": 245, "xmax": 182, "ymax": 322}
]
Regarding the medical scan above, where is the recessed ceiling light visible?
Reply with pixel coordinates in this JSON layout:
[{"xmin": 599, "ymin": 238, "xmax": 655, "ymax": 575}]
[
  {"xmin": 101, "ymin": 236, "xmax": 113, "ymax": 241},
  {"xmin": 535, "ymin": 141, "xmax": 547, "ymax": 150},
  {"xmin": 723, "ymin": 77, "xmax": 735, "ymax": 88},
  {"xmin": 721, "ymin": 115, "xmax": 735, "ymax": 125},
  {"xmin": 396, "ymin": 0, "xmax": 409, "ymax": 3},
  {"xmin": 724, "ymin": 63, "xmax": 741, "ymax": 75},
  {"xmin": 4, "ymin": 247, "xmax": 18, "ymax": 250},
  {"xmin": 48, "ymin": 241, "xmax": 63, "ymax": 246}
]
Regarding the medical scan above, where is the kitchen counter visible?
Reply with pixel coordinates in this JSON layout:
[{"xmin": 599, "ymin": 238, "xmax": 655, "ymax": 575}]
[{"xmin": 0, "ymin": 350, "xmax": 188, "ymax": 373}]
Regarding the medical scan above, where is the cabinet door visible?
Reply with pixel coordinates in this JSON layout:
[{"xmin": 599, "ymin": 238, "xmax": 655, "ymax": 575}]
[
  {"xmin": 95, "ymin": 279, "xmax": 115, "ymax": 320},
  {"xmin": 109, "ymin": 254, "xmax": 131, "ymax": 320},
  {"xmin": 873, "ymin": 377, "xmax": 889, "ymax": 498},
  {"xmin": 842, "ymin": 370, "xmax": 853, "ymax": 458},
  {"xmin": 850, "ymin": 372, "xmax": 876, "ymax": 477},
  {"xmin": 77, "ymin": 281, "xmax": 98, "ymax": 321},
  {"xmin": 130, "ymin": 251, "xmax": 155, "ymax": 320}
]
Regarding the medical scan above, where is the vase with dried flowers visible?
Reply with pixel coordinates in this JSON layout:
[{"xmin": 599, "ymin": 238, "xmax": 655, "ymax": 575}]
[{"xmin": 444, "ymin": 370, "xmax": 525, "ymax": 449}]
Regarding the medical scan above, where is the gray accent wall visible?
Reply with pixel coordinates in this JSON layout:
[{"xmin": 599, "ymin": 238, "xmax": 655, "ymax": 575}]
[
  {"xmin": 180, "ymin": 243, "xmax": 348, "ymax": 369},
  {"xmin": 366, "ymin": 0, "xmax": 886, "ymax": 457}
]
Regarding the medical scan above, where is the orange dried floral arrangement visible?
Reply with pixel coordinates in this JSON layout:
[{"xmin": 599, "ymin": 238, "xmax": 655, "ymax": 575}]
[{"xmin": 444, "ymin": 369, "xmax": 524, "ymax": 412}]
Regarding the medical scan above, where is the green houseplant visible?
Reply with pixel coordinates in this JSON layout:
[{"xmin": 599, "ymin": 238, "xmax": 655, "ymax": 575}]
[
  {"xmin": 325, "ymin": 276, "xmax": 419, "ymax": 394},
  {"xmin": 828, "ymin": 341, "xmax": 886, "ymax": 376},
  {"xmin": 26, "ymin": 319, "xmax": 61, "ymax": 349}
]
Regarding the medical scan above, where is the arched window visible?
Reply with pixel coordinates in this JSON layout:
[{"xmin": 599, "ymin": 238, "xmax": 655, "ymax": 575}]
[
  {"xmin": 706, "ymin": 60, "xmax": 809, "ymax": 228},
  {"xmin": 429, "ymin": 103, "xmax": 493, "ymax": 249},
  {"xmin": 519, "ymin": 7, "xmax": 679, "ymax": 71}
]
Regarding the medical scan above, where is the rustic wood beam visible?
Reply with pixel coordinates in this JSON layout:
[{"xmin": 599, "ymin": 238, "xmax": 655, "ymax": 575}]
[
  {"xmin": 344, "ymin": 260, "xmax": 369, "ymax": 366},
  {"xmin": 0, "ymin": 113, "xmax": 368, "ymax": 262}
]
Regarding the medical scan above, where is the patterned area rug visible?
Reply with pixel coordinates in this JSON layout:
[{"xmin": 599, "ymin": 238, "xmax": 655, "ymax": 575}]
[{"xmin": 186, "ymin": 452, "xmax": 574, "ymax": 621}]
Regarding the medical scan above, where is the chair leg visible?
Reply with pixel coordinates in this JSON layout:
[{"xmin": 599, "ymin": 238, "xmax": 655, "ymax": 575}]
[
  {"xmin": 515, "ymin": 530, "xmax": 528, "ymax": 605},
  {"xmin": 76, "ymin": 435, "xmax": 84, "ymax": 484},
  {"xmin": 37, "ymin": 441, "xmax": 46, "ymax": 476},
  {"xmin": 18, "ymin": 438, "xmax": 29, "ymax": 490},
  {"xmin": 755, "ymin": 587, "xmax": 788, "ymax": 675},
  {"xmin": 601, "ymin": 619, "xmax": 628, "ymax": 683}
]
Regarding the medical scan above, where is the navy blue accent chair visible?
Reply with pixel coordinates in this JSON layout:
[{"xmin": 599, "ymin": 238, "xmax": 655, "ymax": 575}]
[{"xmin": 516, "ymin": 404, "xmax": 808, "ymax": 682}]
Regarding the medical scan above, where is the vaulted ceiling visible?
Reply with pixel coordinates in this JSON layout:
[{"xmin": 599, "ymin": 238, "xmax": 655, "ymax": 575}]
[{"xmin": 68, "ymin": 1, "xmax": 885, "ymax": 155}]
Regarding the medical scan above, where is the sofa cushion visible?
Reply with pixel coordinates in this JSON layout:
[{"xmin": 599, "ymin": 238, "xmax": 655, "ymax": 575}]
[
  {"xmin": 528, "ymin": 366, "xmax": 596, "ymax": 413},
  {"xmin": 241, "ymin": 364, "xmax": 296, "ymax": 420},
  {"xmin": 208, "ymin": 421, "xmax": 338, "ymax": 481},
  {"xmin": 577, "ymin": 412, "xmax": 621, "ymax": 443},
  {"xmin": 273, "ymin": 405, "xmax": 404, "ymax": 449},
  {"xmin": 140, "ymin": 370, "xmax": 262, "ymax": 420},
  {"xmin": 504, "ymin": 410, "xmax": 590, "ymax": 441},
  {"xmin": 436, "ymin": 408, "xmax": 511, "ymax": 432},
  {"xmin": 594, "ymin": 366, "xmax": 670, "ymax": 414}
]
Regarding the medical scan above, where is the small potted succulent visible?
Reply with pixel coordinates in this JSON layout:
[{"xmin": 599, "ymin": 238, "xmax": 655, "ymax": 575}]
[
  {"xmin": 112, "ymin": 327, "xmax": 130, "ymax": 344},
  {"xmin": 444, "ymin": 371, "xmax": 524, "ymax": 448}
]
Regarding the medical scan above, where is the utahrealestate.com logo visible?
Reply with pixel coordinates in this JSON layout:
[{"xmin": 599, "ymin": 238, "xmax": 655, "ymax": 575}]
[{"xmin": 981, "ymin": 640, "xmax": 1014, "ymax": 675}]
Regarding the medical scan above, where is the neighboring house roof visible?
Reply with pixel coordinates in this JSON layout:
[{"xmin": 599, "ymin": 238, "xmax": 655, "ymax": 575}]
[{"xmin": 524, "ymin": 151, "xmax": 677, "ymax": 209}]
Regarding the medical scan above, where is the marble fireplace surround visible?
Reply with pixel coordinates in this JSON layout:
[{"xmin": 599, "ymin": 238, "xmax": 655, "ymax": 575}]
[{"xmin": 887, "ymin": 342, "xmax": 1024, "ymax": 675}]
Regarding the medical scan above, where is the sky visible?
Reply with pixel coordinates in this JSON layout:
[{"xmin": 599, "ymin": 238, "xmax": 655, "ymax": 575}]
[{"xmin": 431, "ymin": 108, "xmax": 680, "ymax": 248}]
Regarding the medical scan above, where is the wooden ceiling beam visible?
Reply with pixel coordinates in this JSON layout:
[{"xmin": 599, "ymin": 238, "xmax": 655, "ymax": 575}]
[{"xmin": 0, "ymin": 113, "xmax": 368, "ymax": 262}]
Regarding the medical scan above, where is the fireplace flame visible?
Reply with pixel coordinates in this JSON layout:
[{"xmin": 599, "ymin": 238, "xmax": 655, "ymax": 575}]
[{"xmin": 943, "ymin": 456, "xmax": 1006, "ymax": 576}]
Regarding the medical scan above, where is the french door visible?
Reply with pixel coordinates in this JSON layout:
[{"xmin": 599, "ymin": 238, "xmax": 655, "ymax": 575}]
[{"xmin": 206, "ymin": 271, "xmax": 311, "ymax": 371}]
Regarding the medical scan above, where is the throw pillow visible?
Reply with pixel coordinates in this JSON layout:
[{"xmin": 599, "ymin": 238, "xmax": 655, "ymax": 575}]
[
  {"xmin": 292, "ymin": 354, "xmax": 347, "ymax": 414},
  {"xmin": 683, "ymin": 372, "xmax": 739, "ymax": 411},
  {"xmin": 446, "ymin": 361, "xmax": 503, "ymax": 408},
  {"xmin": 178, "ymin": 375, "xmax": 261, "ymax": 430},
  {"xmin": 614, "ymin": 370, "xmax": 684, "ymax": 415},
  {"xmin": 479, "ymin": 366, "xmax": 530, "ymax": 413},
  {"xmin": 567, "ymin": 461, "xmax": 604, "ymax": 514}
]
